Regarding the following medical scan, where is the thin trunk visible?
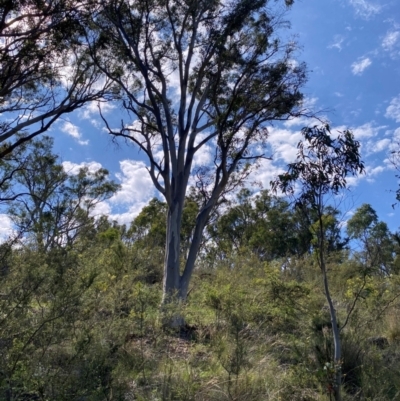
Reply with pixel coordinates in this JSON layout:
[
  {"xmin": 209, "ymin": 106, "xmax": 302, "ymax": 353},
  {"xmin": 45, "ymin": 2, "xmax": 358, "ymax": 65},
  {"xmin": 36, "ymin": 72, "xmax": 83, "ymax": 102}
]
[
  {"xmin": 321, "ymin": 260, "xmax": 342, "ymax": 401},
  {"xmin": 318, "ymin": 215, "xmax": 342, "ymax": 401}
]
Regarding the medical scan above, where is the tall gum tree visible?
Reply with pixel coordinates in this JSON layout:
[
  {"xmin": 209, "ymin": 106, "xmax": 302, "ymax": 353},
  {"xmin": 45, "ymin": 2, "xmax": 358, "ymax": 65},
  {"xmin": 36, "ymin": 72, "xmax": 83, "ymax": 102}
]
[{"xmin": 86, "ymin": 0, "xmax": 307, "ymax": 306}]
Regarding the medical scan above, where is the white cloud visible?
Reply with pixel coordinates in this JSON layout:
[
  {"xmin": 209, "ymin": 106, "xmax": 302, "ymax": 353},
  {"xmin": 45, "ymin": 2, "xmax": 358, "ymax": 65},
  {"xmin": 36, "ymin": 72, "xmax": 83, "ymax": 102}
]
[
  {"xmin": 387, "ymin": 128, "xmax": 400, "ymax": 155},
  {"xmin": 60, "ymin": 121, "xmax": 89, "ymax": 145},
  {"xmin": 393, "ymin": 127, "xmax": 400, "ymax": 142},
  {"xmin": 382, "ymin": 30, "xmax": 400, "ymax": 51},
  {"xmin": 244, "ymin": 127, "xmax": 302, "ymax": 191},
  {"xmin": 385, "ymin": 95, "xmax": 400, "ymax": 122},
  {"xmin": 90, "ymin": 201, "xmax": 112, "ymax": 219},
  {"xmin": 112, "ymin": 160, "xmax": 155, "ymax": 204},
  {"xmin": 351, "ymin": 57, "xmax": 372, "ymax": 75},
  {"xmin": 0, "ymin": 214, "xmax": 14, "ymax": 243},
  {"xmin": 345, "ymin": 163, "xmax": 386, "ymax": 187},
  {"xmin": 268, "ymin": 127, "xmax": 303, "ymax": 163},
  {"xmin": 62, "ymin": 160, "xmax": 103, "ymax": 175},
  {"xmin": 365, "ymin": 165, "xmax": 386, "ymax": 182},
  {"xmin": 350, "ymin": 122, "xmax": 386, "ymax": 140},
  {"xmin": 79, "ymin": 101, "xmax": 116, "ymax": 125},
  {"xmin": 328, "ymin": 35, "xmax": 345, "ymax": 51},
  {"xmin": 61, "ymin": 160, "xmax": 111, "ymax": 220},
  {"xmin": 252, "ymin": 159, "xmax": 286, "ymax": 191},
  {"xmin": 283, "ymin": 116, "xmax": 314, "ymax": 128},
  {"xmin": 345, "ymin": 175, "xmax": 363, "ymax": 188},
  {"xmin": 348, "ymin": 0, "xmax": 382, "ymax": 19},
  {"xmin": 283, "ymin": 97, "xmax": 320, "ymax": 128},
  {"xmin": 365, "ymin": 138, "xmax": 391, "ymax": 154},
  {"xmin": 107, "ymin": 160, "xmax": 157, "ymax": 224},
  {"xmin": 62, "ymin": 159, "xmax": 158, "ymax": 225},
  {"xmin": 252, "ymin": 121, "xmax": 391, "ymax": 192},
  {"xmin": 192, "ymin": 133, "xmax": 214, "ymax": 168}
]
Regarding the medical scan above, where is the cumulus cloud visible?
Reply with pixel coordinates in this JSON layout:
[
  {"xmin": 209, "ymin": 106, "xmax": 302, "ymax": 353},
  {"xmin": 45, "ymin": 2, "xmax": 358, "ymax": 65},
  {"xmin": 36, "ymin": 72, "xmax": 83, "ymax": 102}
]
[
  {"xmin": 351, "ymin": 57, "xmax": 372, "ymax": 75},
  {"xmin": 104, "ymin": 160, "xmax": 157, "ymax": 224},
  {"xmin": 242, "ymin": 127, "xmax": 303, "ymax": 191},
  {"xmin": 62, "ymin": 160, "xmax": 103, "ymax": 175},
  {"xmin": 61, "ymin": 159, "xmax": 158, "ymax": 224},
  {"xmin": 192, "ymin": 133, "xmax": 214, "ymax": 168},
  {"xmin": 392, "ymin": 127, "xmax": 400, "ymax": 143},
  {"xmin": 249, "ymin": 121, "xmax": 392, "ymax": 193},
  {"xmin": 62, "ymin": 159, "xmax": 158, "ymax": 225},
  {"xmin": 385, "ymin": 95, "xmax": 400, "ymax": 122},
  {"xmin": 283, "ymin": 97, "xmax": 320, "ymax": 129},
  {"xmin": 268, "ymin": 127, "xmax": 303, "ymax": 163},
  {"xmin": 60, "ymin": 121, "xmax": 89, "ymax": 145},
  {"xmin": 350, "ymin": 122, "xmax": 386, "ymax": 140},
  {"xmin": 111, "ymin": 160, "xmax": 155, "ymax": 204},
  {"xmin": 60, "ymin": 160, "xmax": 111, "ymax": 219},
  {"xmin": 90, "ymin": 201, "xmax": 112, "ymax": 219},
  {"xmin": 348, "ymin": 0, "xmax": 382, "ymax": 19},
  {"xmin": 344, "ymin": 163, "xmax": 386, "ymax": 187}
]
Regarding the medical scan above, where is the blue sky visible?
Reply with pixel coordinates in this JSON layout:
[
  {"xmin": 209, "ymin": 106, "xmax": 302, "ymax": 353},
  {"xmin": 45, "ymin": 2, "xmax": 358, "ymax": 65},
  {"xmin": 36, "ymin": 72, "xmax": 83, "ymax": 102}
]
[{"xmin": 41, "ymin": 0, "xmax": 400, "ymax": 233}]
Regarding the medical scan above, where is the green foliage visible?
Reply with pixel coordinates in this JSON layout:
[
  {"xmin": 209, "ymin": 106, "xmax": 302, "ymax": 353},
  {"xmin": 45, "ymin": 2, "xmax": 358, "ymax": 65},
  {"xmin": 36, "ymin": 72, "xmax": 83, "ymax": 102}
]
[
  {"xmin": 206, "ymin": 189, "xmax": 348, "ymax": 266},
  {"xmin": 1, "ymin": 2, "xmax": 400, "ymax": 400},
  {"xmin": 0, "ymin": 131, "xmax": 399, "ymax": 401},
  {"xmin": 347, "ymin": 204, "xmax": 395, "ymax": 275},
  {"xmin": 0, "ymin": 226, "xmax": 400, "ymax": 400},
  {"xmin": 4, "ymin": 136, "xmax": 119, "ymax": 250},
  {"xmin": 272, "ymin": 125, "xmax": 364, "ymax": 203}
]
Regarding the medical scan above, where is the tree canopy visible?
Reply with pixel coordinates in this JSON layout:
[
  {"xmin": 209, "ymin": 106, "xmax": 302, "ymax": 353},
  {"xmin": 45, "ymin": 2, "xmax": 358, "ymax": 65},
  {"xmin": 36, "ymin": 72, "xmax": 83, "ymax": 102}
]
[
  {"xmin": 0, "ymin": 0, "xmax": 113, "ymax": 157},
  {"xmin": 2, "ymin": 136, "xmax": 119, "ymax": 250}
]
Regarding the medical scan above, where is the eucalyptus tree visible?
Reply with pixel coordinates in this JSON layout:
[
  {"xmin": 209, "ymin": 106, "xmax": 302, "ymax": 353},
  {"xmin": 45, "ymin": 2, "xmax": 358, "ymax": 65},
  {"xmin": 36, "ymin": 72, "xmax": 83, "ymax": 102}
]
[
  {"xmin": 7, "ymin": 137, "xmax": 119, "ymax": 251},
  {"xmin": 271, "ymin": 125, "xmax": 364, "ymax": 401},
  {"xmin": 0, "ymin": 0, "xmax": 114, "ymax": 158},
  {"xmin": 207, "ymin": 189, "xmax": 300, "ymax": 260},
  {"xmin": 347, "ymin": 204, "xmax": 394, "ymax": 275},
  {"xmin": 86, "ymin": 0, "xmax": 307, "ymax": 305}
]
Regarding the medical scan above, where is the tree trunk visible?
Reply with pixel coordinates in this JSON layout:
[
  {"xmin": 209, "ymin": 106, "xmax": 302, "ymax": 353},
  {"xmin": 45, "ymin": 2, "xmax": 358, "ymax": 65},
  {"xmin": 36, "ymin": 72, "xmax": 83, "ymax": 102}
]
[
  {"xmin": 179, "ymin": 207, "xmax": 210, "ymax": 300},
  {"xmin": 322, "ymin": 262, "xmax": 342, "ymax": 401},
  {"xmin": 318, "ymin": 218, "xmax": 342, "ymax": 401},
  {"xmin": 161, "ymin": 201, "xmax": 185, "ymax": 328},
  {"xmin": 161, "ymin": 198, "xmax": 212, "ymax": 327},
  {"xmin": 162, "ymin": 201, "xmax": 183, "ymax": 305}
]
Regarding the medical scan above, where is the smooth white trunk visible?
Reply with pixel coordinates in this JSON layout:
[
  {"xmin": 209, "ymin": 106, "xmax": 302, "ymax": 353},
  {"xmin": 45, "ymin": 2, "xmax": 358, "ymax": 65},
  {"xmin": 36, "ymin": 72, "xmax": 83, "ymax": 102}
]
[
  {"xmin": 318, "ymin": 219, "xmax": 342, "ymax": 401},
  {"xmin": 162, "ymin": 204, "xmax": 182, "ymax": 305},
  {"xmin": 162, "ymin": 203, "xmax": 211, "ymax": 309}
]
